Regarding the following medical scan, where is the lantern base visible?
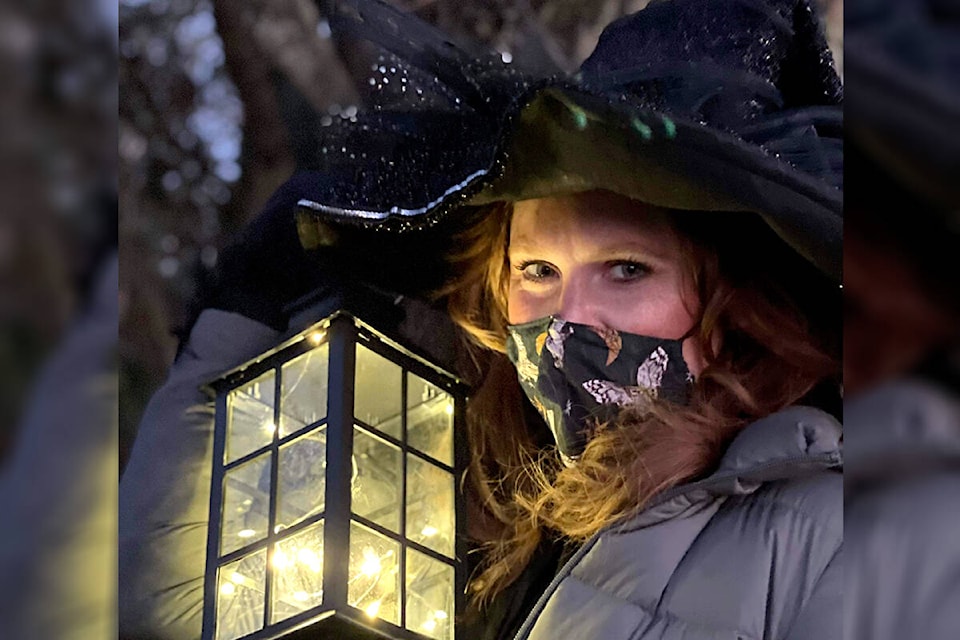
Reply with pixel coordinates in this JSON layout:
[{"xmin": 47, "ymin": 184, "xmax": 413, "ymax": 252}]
[{"xmin": 261, "ymin": 608, "xmax": 439, "ymax": 640}]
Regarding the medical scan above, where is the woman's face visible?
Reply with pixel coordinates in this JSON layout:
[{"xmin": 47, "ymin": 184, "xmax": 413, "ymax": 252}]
[{"xmin": 506, "ymin": 190, "xmax": 707, "ymax": 375}]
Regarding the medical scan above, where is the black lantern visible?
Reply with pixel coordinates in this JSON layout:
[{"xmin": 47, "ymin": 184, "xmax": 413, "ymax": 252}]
[{"xmin": 202, "ymin": 310, "xmax": 467, "ymax": 640}]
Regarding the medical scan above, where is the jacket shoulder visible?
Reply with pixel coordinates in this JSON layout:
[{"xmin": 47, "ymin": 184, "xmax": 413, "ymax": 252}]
[
  {"xmin": 741, "ymin": 468, "xmax": 843, "ymax": 543},
  {"xmin": 523, "ymin": 471, "xmax": 844, "ymax": 640}
]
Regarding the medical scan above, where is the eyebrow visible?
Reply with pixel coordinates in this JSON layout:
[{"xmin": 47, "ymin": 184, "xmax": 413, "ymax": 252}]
[
  {"xmin": 508, "ymin": 235, "xmax": 672, "ymax": 261},
  {"xmin": 507, "ymin": 233, "xmax": 543, "ymax": 252}
]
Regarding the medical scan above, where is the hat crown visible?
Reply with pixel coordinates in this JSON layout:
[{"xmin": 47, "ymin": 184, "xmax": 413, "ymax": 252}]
[{"xmin": 580, "ymin": 0, "xmax": 841, "ymax": 131}]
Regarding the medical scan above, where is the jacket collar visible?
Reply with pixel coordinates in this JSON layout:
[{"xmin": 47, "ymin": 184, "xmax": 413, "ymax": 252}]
[{"xmin": 622, "ymin": 405, "xmax": 842, "ymax": 529}]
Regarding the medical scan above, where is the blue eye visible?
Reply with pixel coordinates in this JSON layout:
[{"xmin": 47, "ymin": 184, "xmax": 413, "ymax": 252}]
[
  {"xmin": 609, "ymin": 261, "xmax": 649, "ymax": 281},
  {"xmin": 517, "ymin": 261, "xmax": 557, "ymax": 281}
]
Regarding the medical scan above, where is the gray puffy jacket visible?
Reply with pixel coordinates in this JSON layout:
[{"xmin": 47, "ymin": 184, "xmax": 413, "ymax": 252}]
[
  {"xmin": 517, "ymin": 406, "xmax": 842, "ymax": 640},
  {"xmin": 120, "ymin": 308, "xmax": 842, "ymax": 640}
]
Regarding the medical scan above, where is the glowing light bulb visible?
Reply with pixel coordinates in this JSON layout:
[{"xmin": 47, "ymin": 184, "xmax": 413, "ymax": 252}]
[
  {"xmin": 272, "ymin": 550, "xmax": 290, "ymax": 570},
  {"xmin": 237, "ymin": 528, "xmax": 256, "ymax": 539},
  {"xmin": 364, "ymin": 599, "xmax": 381, "ymax": 618},
  {"xmin": 434, "ymin": 610, "xmax": 448, "ymax": 620},
  {"xmin": 219, "ymin": 582, "xmax": 236, "ymax": 596},
  {"xmin": 359, "ymin": 547, "xmax": 381, "ymax": 577},
  {"xmin": 263, "ymin": 420, "xmax": 277, "ymax": 434},
  {"xmin": 420, "ymin": 525, "xmax": 439, "ymax": 537},
  {"xmin": 309, "ymin": 331, "xmax": 326, "ymax": 345},
  {"xmin": 444, "ymin": 402, "xmax": 454, "ymax": 416},
  {"xmin": 230, "ymin": 572, "xmax": 245, "ymax": 585},
  {"xmin": 422, "ymin": 618, "xmax": 437, "ymax": 632},
  {"xmin": 293, "ymin": 590, "xmax": 309, "ymax": 602},
  {"xmin": 298, "ymin": 548, "xmax": 322, "ymax": 573},
  {"xmin": 297, "ymin": 548, "xmax": 316, "ymax": 563}
]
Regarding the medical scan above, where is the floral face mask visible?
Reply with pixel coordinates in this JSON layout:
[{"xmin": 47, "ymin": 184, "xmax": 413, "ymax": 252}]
[{"xmin": 505, "ymin": 316, "xmax": 695, "ymax": 464}]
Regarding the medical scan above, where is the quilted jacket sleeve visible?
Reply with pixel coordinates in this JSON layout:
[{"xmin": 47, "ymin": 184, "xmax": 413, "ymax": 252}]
[{"xmin": 119, "ymin": 309, "xmax": 282, "ymax": 640}]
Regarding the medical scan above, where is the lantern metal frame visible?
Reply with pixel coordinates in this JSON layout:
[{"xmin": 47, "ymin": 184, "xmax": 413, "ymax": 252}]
[{"xmin": 201, "ymin": 310, "xmax": 469, "ymax": 640}]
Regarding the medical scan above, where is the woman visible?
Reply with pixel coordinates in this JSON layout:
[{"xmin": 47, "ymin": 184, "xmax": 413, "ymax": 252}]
[
  {"xmin": 443, "ymin": 191, "xmax": 840, "ymax": 639},
  {"xmin": 291, "ymin": 0, "xmax": 844, "ymax": 637},
  {"xmin": 120, "ymin": 0, "xmax": 843, "ymax": 638}
]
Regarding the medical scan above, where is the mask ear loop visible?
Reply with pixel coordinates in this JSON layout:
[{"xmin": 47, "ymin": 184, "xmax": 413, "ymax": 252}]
[
  {"xmin": 677, "ymin": 320, "xmax": 703, "ymax": 382},
  {"xmin": 678, "ymin": 321, "xmax": 700, "ymax": 342}
]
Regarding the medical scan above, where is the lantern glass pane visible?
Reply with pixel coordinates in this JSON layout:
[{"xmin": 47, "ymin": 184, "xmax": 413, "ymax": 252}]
[
  {"xmin": 405, "ymin": 455, "xmax": 455, "ymax": 558},
  {"xmin": 406, "ymin": 375, "xmax": 454, "ymax": 466},
  {"xmin": 220, "ymin": 453, "xmax": 271, "ymax": 556},
  {"xmin": 277, "ymin": 426, "xmax": 326, "ymax": 530},
  {"xmin": 270, "ymin": 520, "xmax": 325, "ymax": 624},
  {"xmin": 226, "ymin": 371, "xmax": 276, "ymax": 464},
  {"xmin": 351, "ymin": 426, "xmax": 401, "ymax": 533},
  {"xmin": 347, "ymin": 522, "xmax": 400, "ymax": 625},
  {"xmin": 405, "ymin": 548, "xmax": 454, "ymax": 640},
  {"xmin": 279, "ymin": 343, "xmax": 329, "ymax": 438},
  {"xmin": 354, "ymin": 344, "xmax": 402, "ymax": 438},
  {"xmin": 216, "ymin": 548, "xmax": 267, "ymax": 640}
]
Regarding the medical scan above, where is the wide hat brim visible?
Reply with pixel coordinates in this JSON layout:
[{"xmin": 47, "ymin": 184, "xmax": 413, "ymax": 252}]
[
  {"xmin": 295, "ymin": 0, "xmax": 843, "ymax": 280},
  {"xmin": 469, "ymin": 87, "xmax": 842, "ymax": 279}
]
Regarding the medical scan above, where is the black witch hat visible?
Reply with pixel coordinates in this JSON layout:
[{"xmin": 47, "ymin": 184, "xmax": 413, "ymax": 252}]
[{"xmin": 294, "ymin": 0, "xmax": 843, "ymax": 279}]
